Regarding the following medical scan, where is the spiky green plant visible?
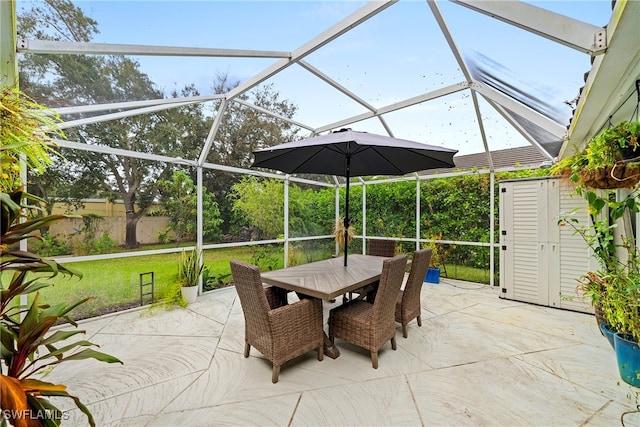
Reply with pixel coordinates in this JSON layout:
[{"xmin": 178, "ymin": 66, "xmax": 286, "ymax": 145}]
[{"xmin": 178, "ymin": 248, "xmax": 204, "ymax": 287}]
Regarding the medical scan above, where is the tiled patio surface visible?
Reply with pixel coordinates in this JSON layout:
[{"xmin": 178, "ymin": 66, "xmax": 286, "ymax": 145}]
[{"xmin": 46, "ymin": 278, "xmax": 639, "ymax": 426}]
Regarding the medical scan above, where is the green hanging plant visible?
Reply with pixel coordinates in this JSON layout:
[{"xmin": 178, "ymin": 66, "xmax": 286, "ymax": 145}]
[
  {"xmin": 0, "ymin": 85, "xmax": 64, "ymax": 192},
  {"xmin": 551, "ymin": 120, "xmax": 640, "ymax": 189}
]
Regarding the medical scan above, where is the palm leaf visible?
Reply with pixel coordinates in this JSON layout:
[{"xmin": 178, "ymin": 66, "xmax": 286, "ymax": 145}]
[{"xmin": 59, "ymin": 348, "xmax": 123, "ymax": 364}]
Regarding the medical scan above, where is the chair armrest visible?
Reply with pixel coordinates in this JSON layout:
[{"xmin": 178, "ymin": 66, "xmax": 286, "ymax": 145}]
[
  {"xmin": 268, "ymin": 298, "xmax": 323, "ymax": 339},
  {"xmin": 264, "ymin": 285, "xmax": 289, "ymax": 309}
]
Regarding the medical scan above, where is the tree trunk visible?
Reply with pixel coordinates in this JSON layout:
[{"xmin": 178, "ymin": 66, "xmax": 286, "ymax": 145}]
[{"xmin": 125, "ymin": 211, "xmax": 140, "ymax": 249}]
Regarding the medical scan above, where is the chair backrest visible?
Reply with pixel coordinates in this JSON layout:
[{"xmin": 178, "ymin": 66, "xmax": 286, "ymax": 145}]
[
  {"xmin": 372, "ymin": 255, "xmax": 408, "ymax": 323},
  {"xmin": 402, "ymin": 248, "xmax": 432, "ymax": 307},
  {"xmin": 230, "ymin": 260, "xmax": 272, "ymax": 335},
  {"xmin": 367, "ymin": 239, "xmax": 396, "ymax": 257}
]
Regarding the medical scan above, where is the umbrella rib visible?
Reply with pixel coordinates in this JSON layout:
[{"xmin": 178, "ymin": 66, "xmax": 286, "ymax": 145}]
[
  {"xmin": 296, "ymin": 144, "xmax": 350, "ymax": 176},
  {"xmin": 273, "ymin": 146, "xmax": 329, "ymax": 174},
  {"xmin": 366, "ymin": 146, "xmax": 455, "ymax": 175}
]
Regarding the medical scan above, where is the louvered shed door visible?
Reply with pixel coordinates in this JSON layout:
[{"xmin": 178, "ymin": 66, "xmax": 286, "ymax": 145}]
[
  {"xmin": 500, "ymin": 179, "xmax": 550, "ymax": 305},
  {"xmin": 549, "ymin": 178, "xmax": 594, "ymax": 313},
  {"xmin": 500, "ymin": 177, "xmax": 594, "ymax": 314}
]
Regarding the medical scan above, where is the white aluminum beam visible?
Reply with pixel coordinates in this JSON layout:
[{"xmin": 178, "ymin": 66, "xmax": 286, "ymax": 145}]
[
  {"xmin": 17, "ymin": 39, "xmax": 290, "ymax": 58},
  {"xmin": 283, "ymin": 176, "xmax": 290, "ymax": 267},
  {"xmin": 53, "ymin": 94, "xmax": 224, "ymax": 116},
  {"xmin": 297, "ymin": 59, "xmax": 380, "ymax": 113},
  {"xmin": 484, "ymin": 97, "xmax": 556, "ymax": 161},
  {"xmin": 52, "ymin": 138, "xmax": 198, "ymax": 166},
  {"xmin": 225, "ymin": 0, "xmax": 398, "ymax": 101},
  {"xmin": 566, "ymin": 0, "xmax": 640, "ymax": 153},
  {"xmin": 315, "ymin": 82, "xmax": 469, "ymax": 133},
  {"xmin": 427, "ymin": 0, "xmax": 474, "ymax": 83},
  {"xmin": 470, "ymin": 90, "xmax": 494, "ymax": 170},
  {"xmin": 471, "ymin": 80, "xmax": 567, "ymax": 139},
  {"xmin": 196, "ymin": 167, "xmax": 203, "ymax": 295},
  {"xmin": 451, "ymin": 0, "xmax": 606, "ymax": 55},
  {"xmin": 233, "ymin": 98, "xmax": 315, "ymax": 131},
  {"xmin": 57, "ymin": 100, "xmax": 195, "ymax": 130},
  {"xmin": 198, "ymin": 100, "xmax": 228, "ymax": 166},
  {"xmin": 376, "ymin": 82, "xmax": 469, "ymax": 115}
]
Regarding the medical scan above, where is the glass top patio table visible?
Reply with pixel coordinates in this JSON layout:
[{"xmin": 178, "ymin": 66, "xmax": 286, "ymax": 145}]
[{"xmin": 260, "ymin": 254, "xmax": 388, "ymax": 301}]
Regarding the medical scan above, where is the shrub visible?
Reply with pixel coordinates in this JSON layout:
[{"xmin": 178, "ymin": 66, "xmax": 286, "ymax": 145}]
[{"xmin": 32, "ymin": 231, "xmax": 73, "ymax": 256}]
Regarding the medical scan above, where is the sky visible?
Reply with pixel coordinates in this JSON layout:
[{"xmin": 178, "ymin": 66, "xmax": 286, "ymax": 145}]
[{"xmin": 18, "ymin": 0, "xmax": 614, "ymax": 156}]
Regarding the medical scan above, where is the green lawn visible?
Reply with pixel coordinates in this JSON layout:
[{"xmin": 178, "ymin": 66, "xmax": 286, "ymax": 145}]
[
  {"xmin": 441, "ymin": 264, "xmax": 494, "ymax": 285},
  {"xmin": 4, "ymin": 244, "xmax": 493, "ymax": 321},
  {"xmin": 14, "ymin": 246, "xmax": 265, "ymax": 320}
]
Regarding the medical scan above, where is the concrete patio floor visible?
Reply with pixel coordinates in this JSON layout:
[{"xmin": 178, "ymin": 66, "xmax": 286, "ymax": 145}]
[{"xmin": 46, "ymin": 278, "xmax": 639, "ymax": 426}]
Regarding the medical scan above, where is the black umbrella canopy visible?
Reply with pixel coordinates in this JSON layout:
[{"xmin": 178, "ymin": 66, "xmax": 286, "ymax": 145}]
[
  {"xmin": 252, "ymin": 129, "xmax": 457, "ymax": 177},
  {"xmin": 251, "ymin": 129, "xmax": 458, "ymax": 266}
]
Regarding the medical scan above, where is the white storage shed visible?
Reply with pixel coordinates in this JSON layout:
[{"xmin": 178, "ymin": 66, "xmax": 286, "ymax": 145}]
[{"xmin": 499, "ymin": 176, "xmax": 597, "ymax": 313}]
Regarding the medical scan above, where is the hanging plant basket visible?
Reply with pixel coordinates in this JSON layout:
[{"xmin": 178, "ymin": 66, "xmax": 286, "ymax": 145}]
[{"xmin": 578, "ymin": 161, "xmax": 640, "ymax": 189}]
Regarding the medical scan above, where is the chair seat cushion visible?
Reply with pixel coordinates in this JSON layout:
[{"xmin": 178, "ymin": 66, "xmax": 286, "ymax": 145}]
[
  {"xmin": 331, "ymin": 300, "xmax": 373, "ymax": 324},
  {"xmin": 330, "ymin": 300, "xmax": 375, "ymax": 348}
]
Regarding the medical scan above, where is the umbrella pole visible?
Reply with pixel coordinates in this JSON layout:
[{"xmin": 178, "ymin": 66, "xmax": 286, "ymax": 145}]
[
  {"xmin": 344, "ymin": 155, "xmax": 350, "ymax": 267},
  {"xmin": 344, "ymin": 180, "xmax": 350, "ymax": 267}
]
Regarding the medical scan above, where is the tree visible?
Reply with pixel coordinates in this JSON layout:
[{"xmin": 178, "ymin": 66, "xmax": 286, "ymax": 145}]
[
  {"xmin": 203, "ymin": 76, "xmax": 300, "ymax": 234},
  {"xmin": 18, "ymin": 1, "xmax": 211, "ymax": 248},
  {"xmin": 18, "ymin": 1, "xmax": 301, "ymax": 247},
  {"xmin": 229, "ymin": 177, "xmax": 334, "ymax": 239},
  {"xmin": 158, "ymin": 170, "xmax": 223, "ymax": 244},
  {"xmin": 229, "ymin": 177, "xmax": 285, "ymax": 239}
]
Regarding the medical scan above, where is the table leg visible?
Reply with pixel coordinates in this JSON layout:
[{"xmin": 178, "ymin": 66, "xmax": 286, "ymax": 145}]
[
  {"xmin": 323, "ymin": 332, "xmax": 340, "ymax": 359},
  {"xmin": 296, "ymin": 292, "xmax": 340, "ymax": 358}
]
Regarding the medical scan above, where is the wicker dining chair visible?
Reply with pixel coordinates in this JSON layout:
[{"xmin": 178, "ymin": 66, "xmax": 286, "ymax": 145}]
[
  {"xmin": 230, "ymin": 260, "xmax": 324, "ymax": 383},
  {"xmin": 345, "ymin": 239, "xmax": 398, "ymax": 302},
  {"xmin": 395, "ymin": 248, "xmax": 432, "ymax": 338},
  {"xmin": 368, "ymin": 239, "xmax": 397, "ymax": 257},
  {"xmin": 329, "ymin": 255, "xmax": 408, "ymax": 369}
]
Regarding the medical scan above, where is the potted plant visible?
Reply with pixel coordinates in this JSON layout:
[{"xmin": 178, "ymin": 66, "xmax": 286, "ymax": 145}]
[
  {"xmin": 424, "ymin": 234, "xmax": 444, "ymax": 284},
  {"xmin": 1, "ymin": 85, "xmax": 122, "ymax": 426},
  {"xmin": 551, "ymin": 120, "xmax": 640, "ymax": 189},
  {"xmin": 559, "ymin": 187, "xmax": 640, "ymax": 386},
  {"xmin": 178, "ymin": 247, "xmax": 204, "ymax": 304}
]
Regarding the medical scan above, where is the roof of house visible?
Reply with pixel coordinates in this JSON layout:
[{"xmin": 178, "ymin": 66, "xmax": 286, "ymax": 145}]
[{"xmin": 421, "ymin": 145, "xmax": 548, "ymax": 177}]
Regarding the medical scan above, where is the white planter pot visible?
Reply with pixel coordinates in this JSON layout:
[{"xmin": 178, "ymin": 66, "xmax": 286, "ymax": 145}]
[{"xmin": 181, "ymin": 286, "xmax": 198, "ymax": 304}]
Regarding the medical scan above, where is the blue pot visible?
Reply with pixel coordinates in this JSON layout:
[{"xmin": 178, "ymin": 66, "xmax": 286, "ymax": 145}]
[
  {"xmin": 614, "ymin": 333, "xmax": 640, "ymax": 387},
  {"xmin": 599, "ymin": 323, "xmax": 616, "ymax": 350},
  {"xmin": 424, "ymin": 267, "xmax": 440, "ymax": 284}
]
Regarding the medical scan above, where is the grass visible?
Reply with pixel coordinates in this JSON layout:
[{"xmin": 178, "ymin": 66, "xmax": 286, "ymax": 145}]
[
  {"xmin": 11, "ymin": 246, "xmax": 266, "ymax": 320},
  {"xmin": 3, "ymin": 244, "xmax": 493, "ymax": 321},
  {"xmin": 441, "ymin": 264, "xmax": 494, "ymax": 285}
]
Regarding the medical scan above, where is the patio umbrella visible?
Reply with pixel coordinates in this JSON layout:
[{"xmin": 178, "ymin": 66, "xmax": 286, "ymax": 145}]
[{"xmin": 251, "ymin": 128, "xmax": 457, "ymax": 266}]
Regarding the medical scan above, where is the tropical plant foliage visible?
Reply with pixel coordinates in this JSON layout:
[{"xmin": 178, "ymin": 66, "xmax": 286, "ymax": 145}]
[
  {"xmin": 178, "ymin": 248, "xmax": 204, "ymax": 287},
  {"xmin": 551, "ymin": 120, "xmax": 640, "ymax": 189},
  {"xmin": 1, "ymin": 192, "xmax": 123, "ymax": 427},
  {"xmin": 559, "ymin": 188, "xmax": 640, "ymax": 343},
  {"xmin": 0, "ymin": 86, "xmax": 63, "ymax": 193},
  {"xmin": 1, "ymin": 84, "xmax": 122, "ymax": 426},
  {"xmin": 157, "ymin": 170, "xmax": 223, "ymax": 244}
]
